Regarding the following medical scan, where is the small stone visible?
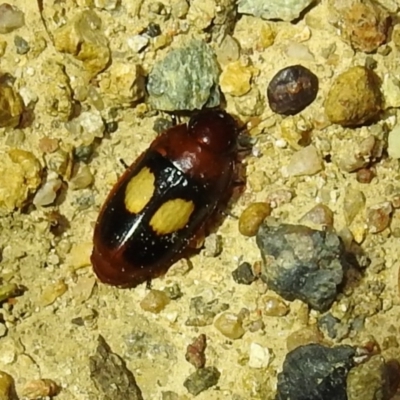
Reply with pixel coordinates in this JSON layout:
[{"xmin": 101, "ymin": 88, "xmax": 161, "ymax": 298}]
[
  {"xmin": 266, "ymin": 189, "xmax": 294, "ymax": 208},
  {"xmin": 0, "ymin": 84, "xmax": 24, "ymax": 128},
  {"xmin": 238, "ymin": 202, "xmax": 271, "ymax": 237},
  {"xmin": 94, "ymin": 0, "xmax": 120, "ymax": 10},
  {"xmin": 161, "ymin": 391, "xmax": 180, "ymax": 400},
  {"xmin": 127, "ymin": 35, "xmax": 149, "ymax": 53},
  {"xmin": 356, "ymin": 168, "xmax": 375, "ymax": 184},
  {"xmin": 285, "ymin": 145, "xmax": 323, "ymax": 177},
  {"xmin": 54, "ymin": 10, "xmax": 110, "ymax": 78},
  {"xmin": 41, "ymin": 61, "xmax": 73, "ymax": 121},
  {"xmin": 276, "ymin": 344, "xmax": 355, "ymax": 400},
  {"xmin": 163, "ymin": 283, "xmax": 182, "ymax": 300},
  {"xmin": 346, "ymin": 355, "xmax": 393, "ymax": 400},
  {"xmin": 286, "ymin": 327, "xmax": 324, "ymax": 352},
  {"xmin": 382, "ymin": 74, "xmax": 400, "ymax": 109},
  {"xmin": 203, "ymin": 233, "xmax": 223, "ymax": 257},
  {"xmin": 324, "ymin": 66, "xmax": 382, "ymax": 127},
  {"xmin": 214, "ymin": 312, "xmax": 245, "ymax": 339},
  {"xmin": 69, "ymin": 164, "xmax": 94, "ymax": 190},
  {"xmin": 152, "ymin": 117, "xmax": 173, "ymax": 134},
  {"xmin": 140, "ymin": 290, "xmax": 170, "ymax": 313},
  {"xmin": 388, "ymin": 124, "xmax": 400, "ymax": 159},
  {"xmin": 22, "ymin": 379, "xmax": 60, "ymax": 399},
  {"xmin": 267, "ymin": 65, "xmax": 319, "ymax": 116},
  {"xmin": 338, "ymin": 135, "xmax": 383, "ymax": 173},
  {"xmin": 73, "ymin": 111, "xmax": 105, "ymax": 145},
  {"xmin": 14, "ymin": 35, "xmax": 29, "ymax": 54},
  {"xmin": 233, "ymin": 87, "xmax": 265, "ymax": 117},
  {"xmin": 183, "ymin": 367, "xmax": 220, "ymax": 396},
  {"xmin": 366, "ymin": 201, "xmax": 393, "ymax": 233},
  {"xmin": 171, "ymin": 0, "xmax": 189, "ymax": 19},
  {"xmin": 0, "ymin": 4, "xmax": 24, "ymax": 33},
  {"xmin": 299, "ymin": 204, "xmax": 334, "ymax": 228},
  {"xmin": 0, "ymin": 149, "xmax": 42, "ymax": 212},
  {"xmin": 232, "ymin": 262, "xmax": 256, "ymax": 285},
  {"xmin": 238, "ymin": 0, "xmax": 314, "ymax": 22},
  {"xmin": 215, "ymin": 35, "xmax": 240, "ymax": 65},
  {"xmin": 186, "ymin": 296, "xmax": 229, "ymax": 327},
  {"xmin": 147, "ymin": 40, "xmax": 220, "ymax": 111},
  {"xmin": 248, "ymin": 343, "xmax": 272, "ymax": 368},
  {"xmin": 185, "ymin": 334, "xmax": 207, "ymax": 369},
  {"xmin": 89, "ymin": 336, "xmax": 144, "ymax": 400},
  {"xmin": 318, "ymin": 313, "xmax": 343, "ymax": 339},
  {"xmin": 261, "ymin": 295, "xmax": 289, "ymax": 317},
  {"xmin": 256, "ymin": 222, "xmax": 347, "ymax": 312},
  {"xmin": 0, "ymin": 283, "xmax": 23, "ymax": 303},
  {"xmin": 33, "ymin": 176, "xmax": 62, "ymax": 207},
  {"xmin": 99, "ymin": 63, "xmax": 145, "ymax": 106},
  {"xmin": 39, "ymin": 137, "xmax": 59, "ymax": 154},
  {"xmin": 0, "ymin": 322, "xmax": 7, "ymax": 338},
  {"xmin": 40, "ymin": 280, "xmax": 68, "ymax": 306},
  {"xmin": 220, "ymin": 61, "xmax": 253, "ymax": 97},
  {"xmin": 343, "ymin": 187, "xmax": 366, "ymax": 225},
  {"xmin": 0, "ymin": 338, "xmax": 18, "ymax": 365},
  {"xmin": 0, "ymin": 370, "xmax": 17, "ymax": 400},
  {"xmin": 329, "ymin": 0, "xmax": 390, "ymax": 53},
  {"xmin": 233, "ymin": 16, "xmax": 275, "ymax": 52}
]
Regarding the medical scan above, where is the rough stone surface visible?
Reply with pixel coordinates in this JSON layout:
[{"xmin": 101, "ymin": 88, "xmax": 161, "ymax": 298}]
[
  {"xmin": 324, "ymin": 66, "xmax": 382, "ymax": 127},
  {"xmin": 276, "ymin": 343, "xmax": 355, "ymax": 400},
  {"xmin": 256, "ymin": 221, "xmax": 347, "ymax": 311},
  {"xmin": 238, "ymin": 0, "xmax": 315, "ymax": 22},
  {"xmin": 328, "ymin": 0, "xmax": 390, "ymax": 53},
  {"xmin": 346, "ymin": 355, "xmax": 394, "ymax": 400},
  {"xmin": 183, "ymin": 366, "xmax": 220, "ymax": 396},
  {"xmin": 54, "ymin": 10, "xmax": 110, "ymax": 78},
  {"xmin": 89, "ymin": 335, "xmax": 144, "ymax": 400},
  {"xmin": 147, "ymin": 40, "xmax": 220, "ymax": 111}
]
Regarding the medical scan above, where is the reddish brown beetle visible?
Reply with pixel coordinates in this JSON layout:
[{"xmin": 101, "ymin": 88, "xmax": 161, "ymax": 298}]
[{"xmin": 91, "ymin": 109, "xmax": 241, "ymax": 287}]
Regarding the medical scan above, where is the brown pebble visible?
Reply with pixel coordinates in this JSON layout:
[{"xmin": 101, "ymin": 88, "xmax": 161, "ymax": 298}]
[
  {"xmin": 286, "ymin": 326, "xmax": 324, "ymax": 352},
  {"xmin": 239, "ymin": 202, "xmax": 271, "ymax": 237},
  {"xmin": 367, "ymin": 201, "xmax": 393, "ymax": 233},
  {"xmin": 214, "ymin": 312, "xmax": 245, "ymax": 340},
  {"xmin": 38, "ymin": 137, "xmax": 59, "ymax": 153},
  {"xmin": 299, "ymin": 204, "xmax": 334, "ymax": 227},
  {"xmin": 261, "ymin": 295, "xmax": 289, "ymax": 317},
  {"xmin": 356, "ymin": 168, "xmax": 375, "ymax": 183},
  {"xmin": 140, "ymin": 289, "xmax": 170, "ymax": 313},
  {"xmin": 185, "ymin": 334, "xmax": 207, "ymax": 369},
  {"xmin": 22, "ymin": 379, "xmax": 60, "ymax": 399},
  {"xmin": 267, "ymin": 65, "xmax": 319, "ymax": 116},
  {"xmin": 336, "ymin": 0, "xmax": 390, "ymax": 53}
]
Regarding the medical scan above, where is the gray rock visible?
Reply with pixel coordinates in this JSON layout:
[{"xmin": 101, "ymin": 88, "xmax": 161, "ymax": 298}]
[
  {"xmin": 89, "ymin": 335, "xmax": 143, "ymax": 400},
  {"xmin": 238, "ymin": 0, "xmax": 315, "ymax": 22},
  {"xmin": 147, "ymin": 40, "xmax": 221, "ymax": 111},
  {"xmin": 183, "ymin": 366, "xmax": 221, "ymax": 396},
  {"xmin": 276, "ymin": 343, "xmax": 355, "ymax": 400},
  {"xmin": 318, "ymin": 313, "xmax": 350, "ymax": 340},
  {"xmin": 256, "ymin": 222, "xmax": 347, "ymax": 312}
]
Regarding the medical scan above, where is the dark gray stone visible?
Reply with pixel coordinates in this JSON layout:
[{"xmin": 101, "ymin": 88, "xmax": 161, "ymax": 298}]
[
  {"xmin": 183, "ymin": 366, "xmax": 220, "ymax": 396},
  {"xmin": 256, "ymin": 222, "xmax": 347, "ymax": 311},
  {"xmin": 276, "ymin": 343, "xmax": 355, "ymax": 400},
  {"xmin": 232, "ymin": 262, "xmax": 256, "ymax": 285},
  {"xmin": 147, "ymin": 40, "xmax": 220, "ymax": 111},
  {"xmin": 89, "ymin": 335, "xmax": 143, "ymax": 400}
]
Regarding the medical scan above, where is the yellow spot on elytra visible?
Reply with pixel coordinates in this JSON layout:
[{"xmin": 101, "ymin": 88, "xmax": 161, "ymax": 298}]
[
  {"xmin": 124, "ymin": 167, "xmax": 155, "ymax": 213},
  {"xmin": 150, "ymin": 199, "xmax": 195, "ymax": 235}
]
